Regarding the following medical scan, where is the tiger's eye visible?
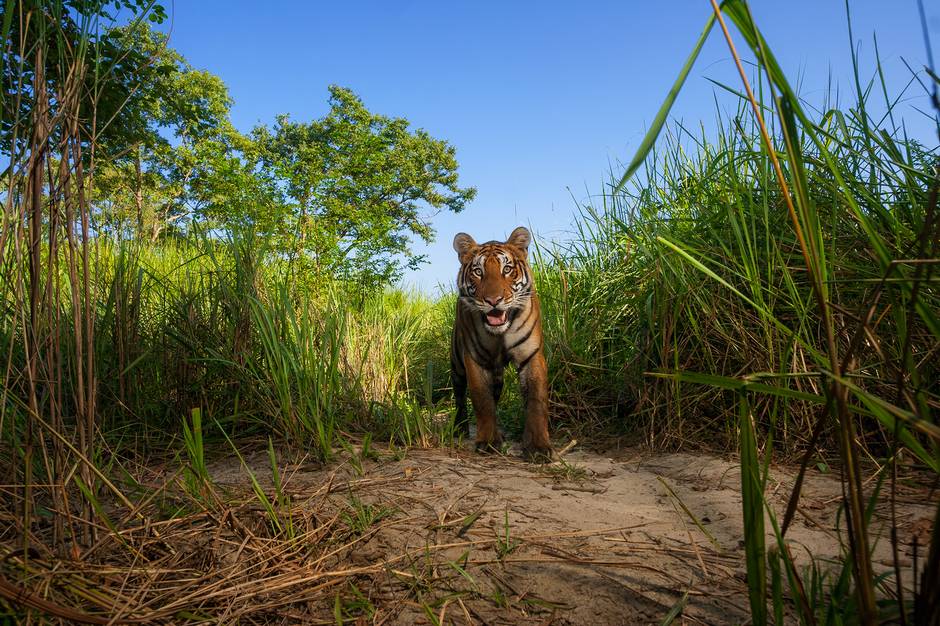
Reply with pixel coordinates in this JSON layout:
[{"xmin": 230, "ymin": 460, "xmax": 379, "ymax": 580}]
[
  {"xmin": 502, "ymin": 265, "xmax": 512, "ymax": 275},
  {"xmin": 473, "ymin": 268, "xmax": 483, "ymax": 277}
]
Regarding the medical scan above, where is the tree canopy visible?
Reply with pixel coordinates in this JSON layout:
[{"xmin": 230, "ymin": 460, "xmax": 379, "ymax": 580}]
[
  {"xmin": 248, "ymin": 86, "xmax": 476, "ymax": 287},
  {"xmin": 3, "ymin": 3, "xmax": 474, "ymax": 290}
]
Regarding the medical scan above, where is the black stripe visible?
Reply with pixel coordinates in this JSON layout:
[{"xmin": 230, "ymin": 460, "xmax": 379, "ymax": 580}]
[
  {"xmin": 462, "ymin": 317, "xmax": 490, "ymax": 362},
  {"xmin": 508, "ymin": 305, "xmax": 535, "ymax": 349},
  {"xmin": 468, "ymin": 324, "xmax": 491, "ymax": 362},
  {"xmin": 519, "ymin": 300, "xmax": 535, "ymax": 325},
  {"xmin": 450, "ymin": 324, "xmax": 460, "ymax": 361},
  {"xmin": 464, "ymin": 343, "xmax": 482, "ymax": 365},
  {"xmin": 516, "ymin": 343, "xmax": 541, "ymax": 370},
  {"xmin": 508, "ymin": 324, "xmax": 534, "ymax": 351}
]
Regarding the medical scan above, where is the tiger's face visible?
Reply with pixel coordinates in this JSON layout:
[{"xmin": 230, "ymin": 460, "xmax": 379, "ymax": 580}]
[{"xmin": 453, "ymin": 226, "xmax": 533, "ymax": 334}]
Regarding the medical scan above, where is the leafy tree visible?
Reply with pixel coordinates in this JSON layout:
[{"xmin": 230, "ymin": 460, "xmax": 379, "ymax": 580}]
[
  {"xmin": 250, "ymin": 86, "xmax": 476, "ymax": 288},
  {"xmin": 91, "ymin": 23, "xmax": 236, "ymax": 240},
  {"xmin": 1, "ymin": 1, "xmax": 168, "ymax": 163},
  {"xmin": 4, "ymin": 4, "xmax": 475, "ymax": 290}
]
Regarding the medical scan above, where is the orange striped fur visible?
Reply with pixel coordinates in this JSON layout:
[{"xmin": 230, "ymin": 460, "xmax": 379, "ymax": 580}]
[{"xmin": 450, "ymin": 226, "xmax": 552, "ymax": 459}]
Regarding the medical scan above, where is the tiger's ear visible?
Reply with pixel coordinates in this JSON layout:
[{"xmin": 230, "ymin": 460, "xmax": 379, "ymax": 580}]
[
  {"xmin": 453, "ymin": 232, "xmax": 479, "ymax": 264},
  {"xmin": 507, "ymin": 226, "xmax": 531, "ymax": 255}
]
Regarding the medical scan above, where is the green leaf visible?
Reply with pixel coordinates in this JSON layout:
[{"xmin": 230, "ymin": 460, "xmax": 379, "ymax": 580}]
[{"xmin": 613, "ymin": 12, "xmax": 717, "ymax": 192}]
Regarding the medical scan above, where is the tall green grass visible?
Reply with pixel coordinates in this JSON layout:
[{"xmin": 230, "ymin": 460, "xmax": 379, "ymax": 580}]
[
  {"xmin": 527, "ymin": 1, "xmax": 939, "ymax": 622},
  {"xmin": 534, "ymin": 53, "xmax": 938, "ymax": 457},
  {"xmin": 1, "ymin": 231, "xmax": 448, "ymax": 471}
]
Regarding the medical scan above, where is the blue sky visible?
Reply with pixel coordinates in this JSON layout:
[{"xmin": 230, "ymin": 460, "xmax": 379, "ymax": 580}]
[{"xmin": 153, "ymin": 1, "xmax": 939, "ymax": 292}]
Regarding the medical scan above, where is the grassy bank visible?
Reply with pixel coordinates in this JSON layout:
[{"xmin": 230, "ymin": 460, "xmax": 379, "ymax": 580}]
[
  {"xmin": 535, "ymin": 89, "xmax": 939, "ymax": 454},
  {"xmin": 2, "ymin": 234, "xmax": 457, "ymax": 460}
]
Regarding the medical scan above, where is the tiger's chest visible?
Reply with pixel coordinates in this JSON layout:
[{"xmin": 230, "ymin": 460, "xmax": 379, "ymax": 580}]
[{"xmin": 459, "ymin": 301, "xmax": 539, "ymax": 369}]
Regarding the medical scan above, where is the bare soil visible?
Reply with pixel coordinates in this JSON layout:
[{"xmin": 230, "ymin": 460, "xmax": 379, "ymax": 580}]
[{"xmin": 206, "ymin": 443, "xmax": 935, "ymax": 625}]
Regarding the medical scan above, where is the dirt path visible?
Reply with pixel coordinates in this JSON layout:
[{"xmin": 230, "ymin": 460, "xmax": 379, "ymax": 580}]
[{"xmin": 208, "ymin": 444, "xmax": 934, "ymax": 625}]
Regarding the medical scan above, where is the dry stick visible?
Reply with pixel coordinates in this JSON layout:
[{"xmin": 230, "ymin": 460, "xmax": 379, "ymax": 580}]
[
  {"xmin": 78, "ymin": 466, "xmax": 189, "ymax": 562},
  {"xmin": 663, "ymin": 491, "xmax": 710, "ymax": 580},
  {"xmin": 0, "ymin": 8, "xmax": 32, "ymax": 488},
  {"xmin": 437, "ymin": 598, "xmax": 450, "ymax": 626},
  {"xmin": 707, "ymin": 2, "xmax": 877, "ymax": 622},
  {"xmin": 27, "ymin": 411, "xmax": 135, "ymax": 511},
  {"xmin": 74, "ymin": 79, "xmax": 99, "ymax": 546},
  {"xmin": 529, "ymin": 549, "xmax": 696, "ymax": 588},
  {"xmin": 551, "ymin": 483, "xmax": 606, "ymax": 494},
  {"xmin": 228, "ymin": 578, "xmax": 346, "ymax": 621},
  {"xmin": 555, "ymin": 438, "xmax": 578, "ymax": 458},
  {"xmin": 438, "ymin": 480, "xmax": 485, "ymax": 526},
  {"xmin": 52, "ymin": 142, "xmax": 76, "ymax": 553},
  {"xmin": 1, "ymin": 510, "xmax": 629, "ymax": 621},
  {"xmin": 23, "ymin": 32, "xmax": 51, "ymax": 559},
  {"xmin": 0, "ymin": 575, "xmax": 122, "ymax": 625},
  {"xmin": 136, "ymin": 524, "xmax": 643, "ymax": 619},
  {"xmin": 108, "ymin": 551, "xmax": 153, "ymax": 626},
  {"xmin": 656, "ymin": 476, "xmax": 721, "ymax": 554},
  {"xmin": 456, "ymin": 597, "xmax": 474, "ymax": 626}
]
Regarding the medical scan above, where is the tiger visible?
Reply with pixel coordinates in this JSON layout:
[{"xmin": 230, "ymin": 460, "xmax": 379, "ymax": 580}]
[{"xmin": 450, "ymin": 226, "xmax": 554, "ymax": 460}]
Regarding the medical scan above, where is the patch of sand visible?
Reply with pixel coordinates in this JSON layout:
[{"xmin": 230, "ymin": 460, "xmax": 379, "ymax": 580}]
[{"xmin": 207, "ymin": 444, "xmax": 935, "ymax": 624}]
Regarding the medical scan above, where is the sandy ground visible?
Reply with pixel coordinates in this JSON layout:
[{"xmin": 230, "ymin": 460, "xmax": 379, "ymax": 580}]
[{"xmin": 207, "ymin": 443, "xmax": 936, "ymax": 625}]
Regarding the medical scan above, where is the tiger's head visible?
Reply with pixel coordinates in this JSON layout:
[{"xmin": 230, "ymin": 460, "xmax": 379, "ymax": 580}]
[{"xmin": 453, "ymin": 226, "xmax": 534, "ymax": 334}]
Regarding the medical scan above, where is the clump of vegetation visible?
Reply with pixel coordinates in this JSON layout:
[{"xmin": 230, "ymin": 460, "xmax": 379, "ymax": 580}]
[
  {"xmin": 529, "ymin": 3, "xmax": 938, "ymax": 623},
  {"xmin": 535, "ymin": 53, "xmax": 939, "ymax": 454}
]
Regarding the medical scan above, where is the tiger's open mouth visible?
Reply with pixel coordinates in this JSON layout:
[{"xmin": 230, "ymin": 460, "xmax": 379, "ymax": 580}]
[{"xmin": 484, "ymin": 309, "xmax": 508, "ymax": 327}]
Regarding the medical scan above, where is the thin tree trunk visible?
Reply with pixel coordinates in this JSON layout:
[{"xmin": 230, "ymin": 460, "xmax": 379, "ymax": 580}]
[
  {"xmin": 134, "ymin": 144, "xmax": 143, "ymax": 236},
  {"xmin": 23, "ymin": 43, "xmax": 47, "ymax": 553}
]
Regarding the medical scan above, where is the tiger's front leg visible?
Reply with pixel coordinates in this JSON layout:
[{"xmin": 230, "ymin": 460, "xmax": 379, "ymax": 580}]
[
  {"xmin": 518, "ymin": 351, "xmax": 553, "ymax": 460},
  {"xmin": 452, "ymin": 366, "xmax": 469, "ymax": 436},
  {"xmin": 464, "ymin": 353, "xmax": 503, "ymax": 452}
]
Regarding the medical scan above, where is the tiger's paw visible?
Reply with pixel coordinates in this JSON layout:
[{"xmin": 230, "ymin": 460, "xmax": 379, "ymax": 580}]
[
  {"xmin": 475, "ymin": 442, "xmax": 501, "ymax": 454},
  {"xmin": 474, "ymin": 434, "xmax": 503, "ymax": 454},
  {"xmin": 522, "ymin": 444, "xmax": 557, "ymax": 464}
]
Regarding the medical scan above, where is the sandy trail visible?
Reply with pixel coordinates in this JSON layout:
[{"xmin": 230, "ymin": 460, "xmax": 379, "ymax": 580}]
[{"xmin": 208, "ymin": 444, "xmax": 934, "ymax": 625}]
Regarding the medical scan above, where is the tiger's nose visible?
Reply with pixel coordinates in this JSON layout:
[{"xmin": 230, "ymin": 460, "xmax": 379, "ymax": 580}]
[{"xmin": 484, "ymin": 295, "xmax": 503, "ymax": 307}]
